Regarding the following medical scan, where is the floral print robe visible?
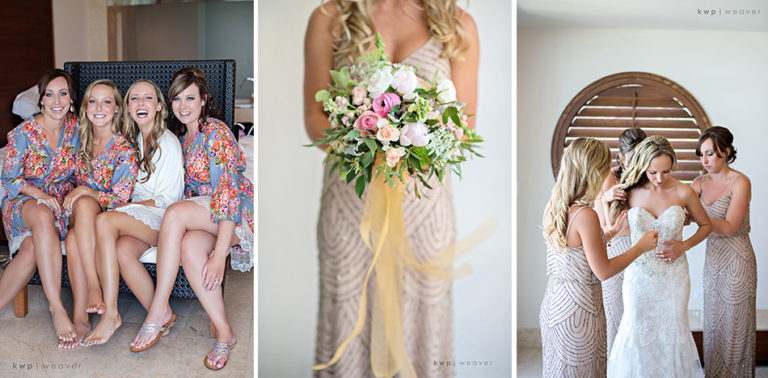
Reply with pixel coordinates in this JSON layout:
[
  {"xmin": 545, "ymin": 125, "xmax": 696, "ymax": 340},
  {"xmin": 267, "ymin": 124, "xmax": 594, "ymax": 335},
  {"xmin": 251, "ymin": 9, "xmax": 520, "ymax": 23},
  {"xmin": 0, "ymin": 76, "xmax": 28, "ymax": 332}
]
[
  {"xmin": 74, "ymin": 133, "xmax": 138, "ymax": 210},
  {"xmin": 182, "ymin": 118, "xmax": 254, "ymax": 255},
  {"xmin": 1, "ymin": 113, "xmax": 80, "ymax": 252}
]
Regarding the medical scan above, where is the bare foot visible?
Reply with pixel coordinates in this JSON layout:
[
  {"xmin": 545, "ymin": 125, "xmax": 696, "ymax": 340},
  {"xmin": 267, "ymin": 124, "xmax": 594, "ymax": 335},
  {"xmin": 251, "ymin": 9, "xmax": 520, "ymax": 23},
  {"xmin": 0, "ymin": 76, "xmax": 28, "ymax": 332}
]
[
  {"xmin": 82, "ymin": 313, "xmax": 122, "ymax": 346},
  {"xmin": 205, "ymin": 337, "xmax": 237, "ymax": 370},
  {"xmin": 85, "ymin": 287, "xmax": 105, "ymax": 314},
  {"xmin": 130, "ymin": 306, "xmax": 174, "ymax": 351},
  {"xmin": 50, "ymin": 307, "xmax": 76, "ymax": 342},
  {"xmin": 58, "ymin": 319, "xmax": 90, "ymax": 349}
]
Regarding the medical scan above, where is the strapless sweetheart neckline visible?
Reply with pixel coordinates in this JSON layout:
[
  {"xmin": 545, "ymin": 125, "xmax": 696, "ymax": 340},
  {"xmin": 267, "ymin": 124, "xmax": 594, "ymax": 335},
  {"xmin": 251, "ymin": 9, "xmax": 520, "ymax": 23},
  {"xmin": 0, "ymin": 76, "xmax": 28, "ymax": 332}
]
[{"xmin": 630, "ymin": 205, "xmax": 683, "ymax": 220}]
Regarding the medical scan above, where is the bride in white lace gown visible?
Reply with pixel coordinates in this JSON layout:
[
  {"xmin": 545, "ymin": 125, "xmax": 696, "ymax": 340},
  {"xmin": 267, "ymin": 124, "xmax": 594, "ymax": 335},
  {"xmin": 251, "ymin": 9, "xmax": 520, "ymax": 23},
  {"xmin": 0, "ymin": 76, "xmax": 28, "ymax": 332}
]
[{"xmin": 606, "ymin": 136, "xmax": 712, "ymax": 378}]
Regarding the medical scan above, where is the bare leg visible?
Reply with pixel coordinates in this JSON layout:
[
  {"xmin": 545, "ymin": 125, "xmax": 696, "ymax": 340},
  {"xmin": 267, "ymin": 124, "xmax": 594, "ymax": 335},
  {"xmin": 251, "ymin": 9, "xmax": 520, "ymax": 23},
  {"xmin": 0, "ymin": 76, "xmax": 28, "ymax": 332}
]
[
  {"xmin": 71, "ymin": 196, "xmax": 104, "ymax": 314},
  {"xmin": 83, "ymin": 211, "xmax": 156, "ymax": 346},
  {"xmin": 181, "ymin": 231, "xmax": 236, "ymax": 369},
  {"xmin": 117, "ymin": 236, "xmax": 154, "ymax": 310},
  {"xmin": 0, "ymin": 238, "xmax": 36, "ymax": 311},
  {"xmin": 20, "ymin": 200, "xmax": 75, "ymax": 342},
  {"xmin": 131, "ymin": 201, "xmax": 237, "ymax": 350},
  {"xmin": 60, "ymin": 232, "xmax": 90, "ymax": 348}
]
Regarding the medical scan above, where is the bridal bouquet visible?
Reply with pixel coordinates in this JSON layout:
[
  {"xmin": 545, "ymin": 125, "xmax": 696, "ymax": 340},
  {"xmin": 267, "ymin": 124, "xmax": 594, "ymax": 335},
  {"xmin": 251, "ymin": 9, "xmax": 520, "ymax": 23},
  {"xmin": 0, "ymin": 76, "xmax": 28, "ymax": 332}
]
[{"xmin": 309, "ymin": 35, "xmax": 482, "ymax": 198}]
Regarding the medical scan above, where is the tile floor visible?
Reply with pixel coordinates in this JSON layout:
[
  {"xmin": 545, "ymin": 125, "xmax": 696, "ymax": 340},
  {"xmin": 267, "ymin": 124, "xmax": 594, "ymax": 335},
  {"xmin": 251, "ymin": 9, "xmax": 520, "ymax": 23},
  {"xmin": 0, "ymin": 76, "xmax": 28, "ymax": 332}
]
[
  {"xmin": 0, "ymin": 255, "xmax": 253, "ymax": 377},
  {"xmin": 517, "ymin": 347, "xmax": 768, "ymax": 377}
]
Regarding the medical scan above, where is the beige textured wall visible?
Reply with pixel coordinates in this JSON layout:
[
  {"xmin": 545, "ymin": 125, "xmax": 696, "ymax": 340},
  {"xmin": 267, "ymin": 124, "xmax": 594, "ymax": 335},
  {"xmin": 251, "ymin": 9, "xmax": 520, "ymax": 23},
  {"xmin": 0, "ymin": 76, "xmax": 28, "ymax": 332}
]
[{"xmin": 52, "ymin": 0, "xmax": 107, "ymax": 67}]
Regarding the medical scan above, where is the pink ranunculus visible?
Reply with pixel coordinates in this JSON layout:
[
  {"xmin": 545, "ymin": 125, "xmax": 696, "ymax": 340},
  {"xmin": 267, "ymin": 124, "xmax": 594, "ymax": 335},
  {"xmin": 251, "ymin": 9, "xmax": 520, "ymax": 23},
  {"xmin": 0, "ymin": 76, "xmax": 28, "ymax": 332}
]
[
  {"xmin": 372, "ymin": 93, "xmax": 401, "ymax": 117},
  {"xmin": 352, "ymin": 87, "xmax": 367, "ymax": 105},
  {"xmin": 385, "ymin": 147, "xmax": 406, "ymax": 167},
  {"xmin": 376, "ymin": 125, "xmax": 400, "ymax": 144},
  {"xmin": 399, "ymin": 122, "xmax": 429, "ymax": 147},
  {"xmin": 353, "ymin": 111, "xmax": 382, "ymax": 136}
]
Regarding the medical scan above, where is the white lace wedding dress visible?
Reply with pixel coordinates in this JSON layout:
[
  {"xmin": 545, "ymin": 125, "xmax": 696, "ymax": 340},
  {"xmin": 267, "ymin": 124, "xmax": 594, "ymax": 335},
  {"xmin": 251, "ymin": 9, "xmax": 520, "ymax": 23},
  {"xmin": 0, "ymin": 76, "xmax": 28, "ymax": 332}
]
[{"xmin": 607, "ymin": 206, "xmax": 704, "ymax": 377}]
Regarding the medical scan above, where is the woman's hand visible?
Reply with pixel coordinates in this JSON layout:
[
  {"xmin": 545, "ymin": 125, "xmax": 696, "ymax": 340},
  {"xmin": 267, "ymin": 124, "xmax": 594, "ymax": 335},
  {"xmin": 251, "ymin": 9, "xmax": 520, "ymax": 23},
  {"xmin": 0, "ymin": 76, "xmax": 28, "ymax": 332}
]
[
  {"xmin": 63, "ymin": 186, "xmax": 96, "ymax": 212},
  {"xmin": 602, "ymin": 184, "xmax": 626, "ymax": 202},
  {"xmin": 635, "ymin": 229, "xmax": 659, "ymax": 253},
  {"xmin": 202, "ymin": 254, "xmax": 227, "ymax": 292},
  {"xmin": 33, "ymin": 191, "xmax": 62, "ymax": 217},
  {"xmin": 657, "ymin": 240, "xmax": 687, "ymax": 263}
]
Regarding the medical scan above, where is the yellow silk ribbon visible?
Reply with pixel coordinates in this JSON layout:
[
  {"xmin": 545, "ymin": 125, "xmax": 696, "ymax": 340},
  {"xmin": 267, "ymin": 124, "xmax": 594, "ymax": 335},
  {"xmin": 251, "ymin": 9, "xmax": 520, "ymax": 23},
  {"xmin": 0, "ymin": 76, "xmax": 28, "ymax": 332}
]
[{"xmin": 313, "ymin": 161, "xmax": 499, "ymax": 377}]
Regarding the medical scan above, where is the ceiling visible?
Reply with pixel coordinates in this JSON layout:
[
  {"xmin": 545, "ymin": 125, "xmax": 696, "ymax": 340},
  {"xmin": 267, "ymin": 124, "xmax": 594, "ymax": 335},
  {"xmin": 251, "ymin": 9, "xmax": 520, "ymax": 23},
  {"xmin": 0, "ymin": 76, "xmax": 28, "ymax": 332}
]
[{"xmin": 518, "ymin": 0, "xmax": 768, "ymax": 31}]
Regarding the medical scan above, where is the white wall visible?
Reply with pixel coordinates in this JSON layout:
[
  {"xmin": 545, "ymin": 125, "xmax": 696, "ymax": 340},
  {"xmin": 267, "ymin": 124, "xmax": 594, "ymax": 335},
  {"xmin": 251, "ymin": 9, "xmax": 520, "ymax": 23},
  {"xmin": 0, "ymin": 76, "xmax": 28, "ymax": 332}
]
[
  {"xmin": 258, "ymin": 1, "xmax": 512, "ymax": 377},
  {"xmin": 518, "ymin": 27, "xmax": 768, "ymax": 328}
]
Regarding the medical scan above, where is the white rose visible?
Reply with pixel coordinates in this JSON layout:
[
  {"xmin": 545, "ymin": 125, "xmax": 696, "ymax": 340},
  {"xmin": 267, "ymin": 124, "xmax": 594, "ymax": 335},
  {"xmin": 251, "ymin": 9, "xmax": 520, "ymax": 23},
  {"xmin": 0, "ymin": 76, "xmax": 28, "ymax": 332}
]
[
  {"xmin": 391, "ymin": 68, "xmax": 418, "ymax": 95},
  {"xmin": 367, "ymin": 66, "xmax": 393, "ymax": 99},
  {"xmin": 437, "ymin": 79, "xmax": 457, "ymax": 103}
]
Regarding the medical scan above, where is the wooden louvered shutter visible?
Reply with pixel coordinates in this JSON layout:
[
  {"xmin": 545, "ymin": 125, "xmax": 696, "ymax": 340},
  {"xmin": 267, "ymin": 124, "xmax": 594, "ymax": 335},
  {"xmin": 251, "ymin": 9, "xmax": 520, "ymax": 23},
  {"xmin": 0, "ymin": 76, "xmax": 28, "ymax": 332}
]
[{"xmin": 551, "ymin": 72, "xmax": 711, "ymax": 182}]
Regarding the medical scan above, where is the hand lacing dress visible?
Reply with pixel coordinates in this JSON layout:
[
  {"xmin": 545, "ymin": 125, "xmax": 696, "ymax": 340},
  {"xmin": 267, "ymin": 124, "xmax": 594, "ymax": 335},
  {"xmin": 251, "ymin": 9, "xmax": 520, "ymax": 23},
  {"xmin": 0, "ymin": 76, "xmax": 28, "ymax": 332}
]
[
  {"xmin": 700, "ymin": 175, "xmax": 756, "ymax": 378},
  {"xmin": 539, "ymin": 206, "xmax": 607, "ymax": 377},
  {"xmin": 607, "ymin": 206, "xmax": 703, "ymax": 378},
  {"xmin": 314, "ymin": 36, "xmax": 456, "ymax": 377}
]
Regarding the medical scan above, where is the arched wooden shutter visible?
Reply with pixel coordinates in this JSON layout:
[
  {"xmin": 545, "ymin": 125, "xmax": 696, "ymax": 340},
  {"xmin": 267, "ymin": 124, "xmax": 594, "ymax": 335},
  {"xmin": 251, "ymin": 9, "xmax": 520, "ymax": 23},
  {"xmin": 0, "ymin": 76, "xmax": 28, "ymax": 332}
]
[{"xmin": 551, "ymin": 72, "xmax": 711, "ymax": 182}]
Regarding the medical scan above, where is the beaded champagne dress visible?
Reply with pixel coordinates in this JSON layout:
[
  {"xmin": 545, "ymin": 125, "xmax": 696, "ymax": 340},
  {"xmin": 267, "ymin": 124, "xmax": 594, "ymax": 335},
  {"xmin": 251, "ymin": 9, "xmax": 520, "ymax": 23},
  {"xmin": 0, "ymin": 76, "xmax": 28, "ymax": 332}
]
[
  {"xmin": 539, "ymin": 207, "xmax": 607, "ymax": 377},
  {"xmin": 314, "ymin": 37, "xmax": 456, "ymax": 377},
  {"xmin": 701, "ymin": 175, "xmax": 756, "ymax": 377}
]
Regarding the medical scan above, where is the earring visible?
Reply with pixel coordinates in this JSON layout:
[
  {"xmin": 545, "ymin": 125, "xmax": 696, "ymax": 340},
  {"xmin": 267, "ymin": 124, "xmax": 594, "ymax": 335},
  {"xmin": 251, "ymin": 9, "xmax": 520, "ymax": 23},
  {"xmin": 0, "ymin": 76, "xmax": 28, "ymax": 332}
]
[{"xmin": 70, "ymin": 103, "xmax": 75, "ymax": 113}]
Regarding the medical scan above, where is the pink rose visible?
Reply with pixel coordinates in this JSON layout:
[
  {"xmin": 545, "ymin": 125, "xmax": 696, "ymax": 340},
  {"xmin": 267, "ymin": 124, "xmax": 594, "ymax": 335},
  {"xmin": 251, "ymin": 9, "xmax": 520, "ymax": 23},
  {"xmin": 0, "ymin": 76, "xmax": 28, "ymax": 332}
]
[
  {"xmin": 353, "ymin": 111, "xmax": 382, "ymax": 136},
  {"xmin": 399, "ymin": 122, "xmax": 429, "ymax": 147},
  {"xmin": 385, "ymin": 147, "xmax": 405, "ymax": 167},
  {"xmin": 372, "ymin": 93, "xmax": 401, "ymax": 117},
  {"xmin": 376, "ymin": 125, "xmax": 400, "ymax": 144},
  {"xmin": 352, "ymin": 87, "xmax": 367, "ymax": 105}
]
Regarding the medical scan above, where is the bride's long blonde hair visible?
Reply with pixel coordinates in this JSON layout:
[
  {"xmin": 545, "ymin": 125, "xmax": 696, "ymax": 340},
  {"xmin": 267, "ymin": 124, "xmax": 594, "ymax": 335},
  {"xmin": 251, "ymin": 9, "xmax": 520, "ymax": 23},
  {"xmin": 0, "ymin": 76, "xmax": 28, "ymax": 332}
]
[
  {"xmin": 543, "ymin": 138, "xmax": 611, "ymax": 251},
  {"xmin": 323, "ymin": 0, "xmax": 470, "ymax": 67},
  {"xmin": 609, "ymin": 135, "xmax": 678, "ymax": 223}
]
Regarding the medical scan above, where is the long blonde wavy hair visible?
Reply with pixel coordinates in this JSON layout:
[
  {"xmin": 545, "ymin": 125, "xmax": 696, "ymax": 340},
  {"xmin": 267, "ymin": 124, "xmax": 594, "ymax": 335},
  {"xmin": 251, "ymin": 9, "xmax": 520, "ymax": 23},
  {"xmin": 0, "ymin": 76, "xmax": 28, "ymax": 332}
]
[
  {"xmin": 324, "ymin": 0, "xmax": 470, "ymax": 67},
  {"xmin": 122, "ymin": 79, "xmax": 169, "ymax": 183},
  {"xmin": 78, "ymin": 79, "xmax": 126, "ymax": 175},
  {"xmin": 543, "ymin": 138, "xmax": 612, "ymax": 251},
  {"xmin": 609, "ymin": 135, "xmax": 678, "ymax": 223}
]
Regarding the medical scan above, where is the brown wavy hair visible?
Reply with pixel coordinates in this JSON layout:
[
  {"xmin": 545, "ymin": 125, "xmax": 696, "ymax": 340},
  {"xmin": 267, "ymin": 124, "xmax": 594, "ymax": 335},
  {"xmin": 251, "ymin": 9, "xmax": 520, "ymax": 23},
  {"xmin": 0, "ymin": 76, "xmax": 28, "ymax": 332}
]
[
  {"xmin": 38, "ymin": 68, "xmax": 77, "ymax": 114},
  {"xmin": 324, "ymin": 0, "xmax": 471, "ymax": 67},
  {"xmin": 695, "ymin": 125, "xmax": 737, "ymax": 164},
  {"xmin": 123, "ymin": 79, "xmax": 168, "ymax": 183},
  {"xmin": 168, "ymin": 66, "xmax": 222, "ymax": 135},
  {"xmin": 614, "ymin": 128, "xmax": 647, "ymax": 179},
  {"xmin": 78, "ymin": 79, "xmax": 125, "ymax": 175}
]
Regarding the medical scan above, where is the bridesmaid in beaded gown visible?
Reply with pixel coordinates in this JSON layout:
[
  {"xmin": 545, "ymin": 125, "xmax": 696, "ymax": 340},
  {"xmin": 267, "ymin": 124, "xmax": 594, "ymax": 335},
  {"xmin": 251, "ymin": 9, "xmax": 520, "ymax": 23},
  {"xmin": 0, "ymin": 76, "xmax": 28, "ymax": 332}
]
[
  {"xmin": 692, "ymin": 126, "xmax": 756, "ymax": 377},
  {"xmin": 594, "ymin": 128, "xmax": 646, "ymax": 356},
  {"xmin": 540, "ymin": 138, "xmax": 657, "ymax": 377},
  {"xmin": 304, "ymin": 1, "xmax": 479, "ymax": 376}
]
